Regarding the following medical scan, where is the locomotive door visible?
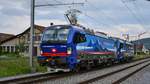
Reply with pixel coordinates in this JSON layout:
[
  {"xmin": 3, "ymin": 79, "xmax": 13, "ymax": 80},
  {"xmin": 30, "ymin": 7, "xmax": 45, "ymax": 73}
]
[{"xmin": 33, "ymin": 47, "xmax": 37, "ymax": 56}]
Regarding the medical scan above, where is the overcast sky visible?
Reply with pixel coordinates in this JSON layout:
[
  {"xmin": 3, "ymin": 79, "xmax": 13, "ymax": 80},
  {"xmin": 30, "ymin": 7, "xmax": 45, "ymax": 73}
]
[{"xmin": 0, "ymin": 0, "xmax": 150, "ymax": 40}]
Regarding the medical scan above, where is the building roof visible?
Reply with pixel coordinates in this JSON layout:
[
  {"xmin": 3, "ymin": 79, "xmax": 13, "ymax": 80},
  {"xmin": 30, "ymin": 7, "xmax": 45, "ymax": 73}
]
[
  {"xmin": 0, "ymin": 25, "xmax": 45, "ymax": 45},
  {"xmin": 34, "ymin": 25, "xmax": 45, "ymax": 32},
  {"xmin": 0, "ymin": 33, "xmax": 15, "ymax": 44}
]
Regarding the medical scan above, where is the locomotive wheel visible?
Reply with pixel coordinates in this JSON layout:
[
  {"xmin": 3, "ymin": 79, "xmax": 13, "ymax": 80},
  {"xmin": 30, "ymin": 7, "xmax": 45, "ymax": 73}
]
[
  {"xmin": 75, "ymin": 64, "xmax": 81, "ymax": 72},
  {"xmin": 86, "ymin": 63, "xmax": 91, "ymax": 70},
  {"xmin": 107, "ymin": 60, "xmax": 113, "ymax": 66},
  {"xmin": 72, "ymin": 64, "xmax": 81, "ymax": 72}
]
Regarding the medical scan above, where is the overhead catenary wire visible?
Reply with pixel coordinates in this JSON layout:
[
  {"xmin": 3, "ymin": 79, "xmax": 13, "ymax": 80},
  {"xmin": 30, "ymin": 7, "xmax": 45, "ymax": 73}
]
[
  {"xmin": 74, "ymin": 1, "xmax": 98, "ymax": 29},
  {"xmin": 35, "ymin": 3, "xmax": 84, "ymax": 7},
  {"xmin": 54, "ymin": 0, "xmax": 63, "ymax": 3},
  {"xmin": 80, "ymin": 0, "xmax": 125, "ymax": 37},
  {"xmin": 83, "ymin": 12, "xmax": 111, "ymax": 28},
  {"xmin": 122, "ymin": 0, "xmax": 147, "ymax": 29},
  {"xmin": 120, "ymin": 0, "xmax": 146, "ymax": 29},
  {"xmin": 120, "ymin": 0, "xmax": 150, "ymax": 40},
  {"xmin": 85, "ymin": 0, "xmax": 119, "ymax": 26},
  {"xmin": 131, "ymin": 1, "xmax": 148, "ymax": 29},
  {"xmin": 35, "ymin": 0, "xmax": 148, "ymax": 36},
  {"xmin": 79, "ymin": 0, "xmax": 113, "ymax": 28}
]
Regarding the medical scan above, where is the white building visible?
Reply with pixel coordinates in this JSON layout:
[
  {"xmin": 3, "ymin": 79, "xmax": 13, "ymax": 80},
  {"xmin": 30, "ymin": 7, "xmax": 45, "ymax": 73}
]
[{"xmin": 0, "ymin": 25, "xmax": 45, "ymax": 56}]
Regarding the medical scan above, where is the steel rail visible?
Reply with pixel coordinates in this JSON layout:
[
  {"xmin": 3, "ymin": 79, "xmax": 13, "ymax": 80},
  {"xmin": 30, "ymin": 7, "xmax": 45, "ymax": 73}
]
[
  {"xmin": 78, "ymin": 58, "xmax": 150, "ymax": 84},
  {"xmin": 112, "ymin": 63, "xmax": 150, "ymax": 84}
]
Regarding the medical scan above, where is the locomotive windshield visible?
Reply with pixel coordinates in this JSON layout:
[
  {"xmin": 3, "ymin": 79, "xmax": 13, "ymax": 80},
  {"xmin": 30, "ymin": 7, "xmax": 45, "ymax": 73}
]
[{"xmin": 42, "ymin": 26, "xmax": 69, "ymax": 43}]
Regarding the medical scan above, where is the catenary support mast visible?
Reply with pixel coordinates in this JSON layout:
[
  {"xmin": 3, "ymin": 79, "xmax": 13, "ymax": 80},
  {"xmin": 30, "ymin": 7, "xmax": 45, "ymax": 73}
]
[{"xmin": 30, "ymin": 0, "xmax": 35, "ymax": 72}]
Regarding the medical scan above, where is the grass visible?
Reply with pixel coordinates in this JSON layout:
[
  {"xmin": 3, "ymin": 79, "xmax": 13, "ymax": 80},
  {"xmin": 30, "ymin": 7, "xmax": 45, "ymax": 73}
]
[
  {"xmin": 133, "ymin": 54, "xmax": 150, "ymax": 60},
  {"xmin": 0, "ymin": 52, "xmax": 21, "ymax": 58},
  {"xmin": 0, "ymin": 53, "xmax": 46, "ymax": 78},
  {"xmin": 0, "ymin": 52, "xmax": 149, "ymax": 78}
]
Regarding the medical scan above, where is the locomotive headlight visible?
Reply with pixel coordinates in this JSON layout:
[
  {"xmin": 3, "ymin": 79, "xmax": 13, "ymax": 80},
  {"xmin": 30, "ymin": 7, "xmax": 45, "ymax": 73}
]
[
  {"xmin": 67, "ymin": 47, "xmax": 72, "ymax": 55},
  {"xmin": 40, "ymin": 50, "xmax": 43, "ymax": 55}
]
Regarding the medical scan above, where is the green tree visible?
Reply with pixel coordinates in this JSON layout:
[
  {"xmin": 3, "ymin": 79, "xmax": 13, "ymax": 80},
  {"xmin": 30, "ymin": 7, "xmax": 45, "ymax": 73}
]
[{"xmin": 16, "ymin": 42, "xmax": 26, "ymax": 53}]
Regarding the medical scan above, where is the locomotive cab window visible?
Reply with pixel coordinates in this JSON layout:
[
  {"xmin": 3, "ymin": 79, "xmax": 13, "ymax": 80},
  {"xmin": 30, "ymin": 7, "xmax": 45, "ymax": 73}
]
[
  {"xmin": 73, "ymin": 32, "xmax": 86, "ymax": 43},
  {"xmin": 119, "ymin": 43, "xmax": 123, "ymax": 49},
  {"xmin": 42, "ymin": 26, "xmax": 69, "ymax": 44}
]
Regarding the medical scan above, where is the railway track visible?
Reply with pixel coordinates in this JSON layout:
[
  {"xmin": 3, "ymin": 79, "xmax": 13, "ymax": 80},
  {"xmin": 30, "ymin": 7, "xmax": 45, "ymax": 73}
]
[
  {"xmin": 0, "ymin": 71, "xmax": 75, "ymax": 84},
  {"xmin": 0, "ymin": 57, "xmax": 150, "ymax": 84},
  {"xmin": 79, "ymin": 58, "xmax": 150, "ymax": 84}
]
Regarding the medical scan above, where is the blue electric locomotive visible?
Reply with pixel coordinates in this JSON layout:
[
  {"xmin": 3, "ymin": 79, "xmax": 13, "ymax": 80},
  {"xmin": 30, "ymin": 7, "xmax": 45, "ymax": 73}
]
[{"xmin": 37, "ymin": 25, "xmax": 134, "ymax": 71}]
